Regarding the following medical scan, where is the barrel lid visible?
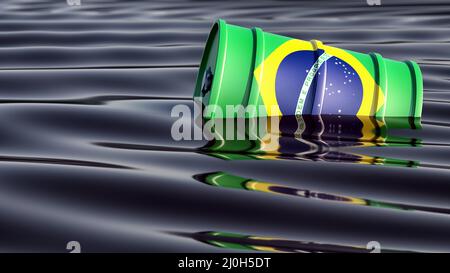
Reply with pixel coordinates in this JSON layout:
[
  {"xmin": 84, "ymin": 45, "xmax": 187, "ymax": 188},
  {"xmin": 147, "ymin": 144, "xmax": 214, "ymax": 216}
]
[
  {"xmin": 194, "ymin": 20, "xmax": 224, "ymax": 108},
  {"xmin": 194, "ymin": 20, "xmax": 256, "ymax": 119}
]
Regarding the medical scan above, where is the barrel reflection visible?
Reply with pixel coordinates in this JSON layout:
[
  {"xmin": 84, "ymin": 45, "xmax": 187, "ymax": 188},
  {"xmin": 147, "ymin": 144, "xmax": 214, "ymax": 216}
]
[{"xmin": 200, "ymin": 115, "xmax": 421, "ymax": 167}]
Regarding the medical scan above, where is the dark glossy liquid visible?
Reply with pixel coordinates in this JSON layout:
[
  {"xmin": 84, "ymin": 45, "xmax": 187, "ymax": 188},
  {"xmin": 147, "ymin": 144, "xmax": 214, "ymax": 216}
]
[{"xmin": 0, "ymin": 0, "xmax": 449, "ymax": 253}]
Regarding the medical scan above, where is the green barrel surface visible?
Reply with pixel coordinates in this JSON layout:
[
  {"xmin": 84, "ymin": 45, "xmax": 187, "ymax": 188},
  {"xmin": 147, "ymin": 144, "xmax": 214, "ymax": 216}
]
[{"xmin": 194, "ymin": 20, "xmax": 423, "ymax": 119}]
